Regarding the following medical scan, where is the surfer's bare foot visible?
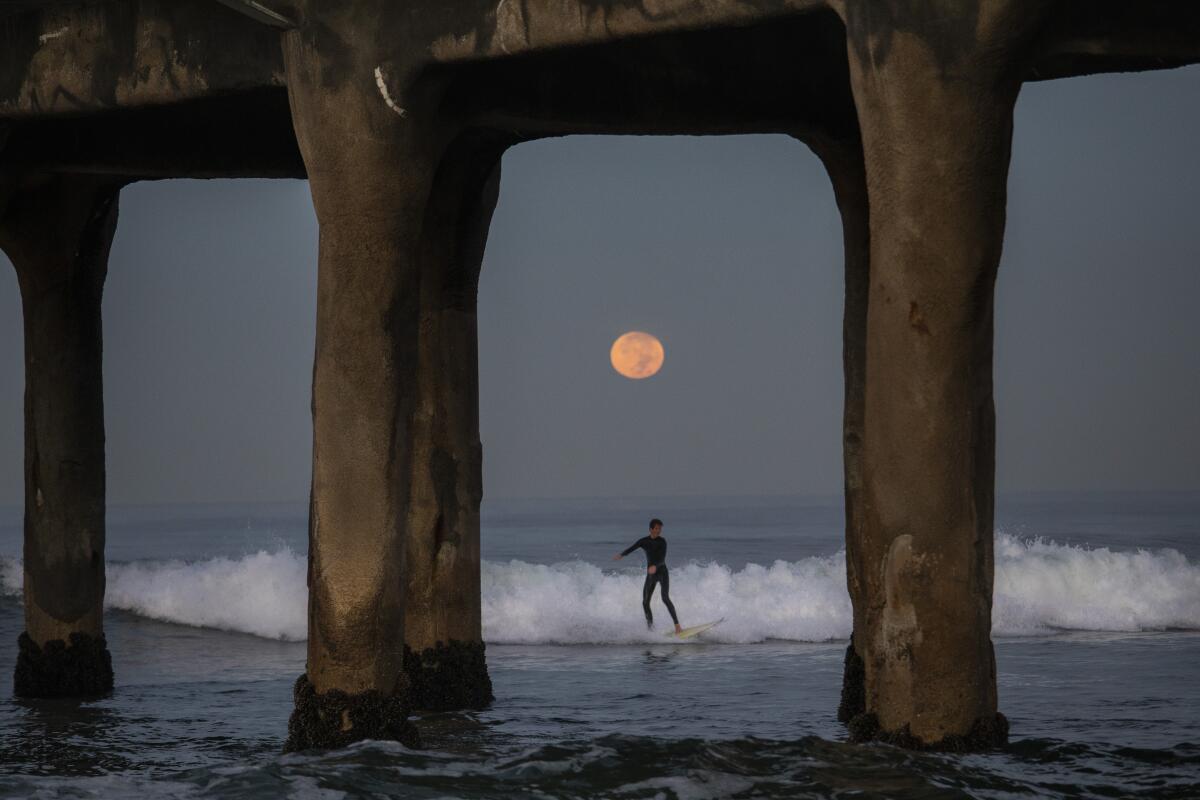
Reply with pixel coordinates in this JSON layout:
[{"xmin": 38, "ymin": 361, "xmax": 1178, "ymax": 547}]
[{"xmin": 674, "ymin": 623, "xmax": 683, "ymax": 634}]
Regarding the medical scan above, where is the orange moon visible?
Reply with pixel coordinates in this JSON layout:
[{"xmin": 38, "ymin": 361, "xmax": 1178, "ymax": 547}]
[{"xmin": 610, "ymin": 331, "xmax": 665, "ymax": 379}]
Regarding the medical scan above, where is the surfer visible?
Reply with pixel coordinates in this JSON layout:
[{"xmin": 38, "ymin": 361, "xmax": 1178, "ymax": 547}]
[{"xmin": 613, "ymin": 518, "xmax": 683, "ymax": 634}]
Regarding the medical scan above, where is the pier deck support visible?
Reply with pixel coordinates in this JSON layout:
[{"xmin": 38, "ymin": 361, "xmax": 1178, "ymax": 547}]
[
  {"xmin": 0, "ymin": 175, "xmax": 119, "ymax": 697},
  {"xmin": 404, "ymin": 136, "xmax": 507, "ymax": 712},
  {"xmin": 280, "ymin": 11, "xmax": 471, "ymax": 749},
  {"xmin": 839, "ymin": 3, "xmax": 1031, "ymax": 749}
]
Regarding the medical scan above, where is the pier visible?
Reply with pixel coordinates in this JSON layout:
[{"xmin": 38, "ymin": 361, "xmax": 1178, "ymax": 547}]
[{"xmin": 1, "ymin": 0, "xmax": 1197, "ymax": 751}]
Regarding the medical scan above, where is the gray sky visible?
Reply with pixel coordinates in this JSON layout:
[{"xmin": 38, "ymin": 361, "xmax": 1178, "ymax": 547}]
[{"xmin": 1, "ymin": 67, "xmax": 1197, "ymax": 505}]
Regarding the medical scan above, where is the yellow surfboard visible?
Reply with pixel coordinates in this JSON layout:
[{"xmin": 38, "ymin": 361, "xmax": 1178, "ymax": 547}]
[{"xmin": 665, "ymin": 618, "xmax": 724, "ymax": 639}]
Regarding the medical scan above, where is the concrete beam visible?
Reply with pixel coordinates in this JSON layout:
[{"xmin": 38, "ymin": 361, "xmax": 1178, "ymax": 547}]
[
  {"xmin": 1029, "ymin": 1, "xmax": 1200, "ymax": 81},
  {"xmin": 425, "ymin": 0, "xmax": 828, "ymax": 63},
  {"xmin": 0, "ymin": 89, "xmax": 304, "ymax": 180},
  {"xmin": 438, "ymin": 11, "xmax": 857, "ymax": 140},
  {"xmin": 0, "ymin": 0, "xmax": 284, "ymax": 118}
]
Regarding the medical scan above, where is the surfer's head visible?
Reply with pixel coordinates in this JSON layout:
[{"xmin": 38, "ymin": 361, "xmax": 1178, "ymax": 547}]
[{"xmin": 649, "ymin": 518, "xmax": 663, "ymax": 537}]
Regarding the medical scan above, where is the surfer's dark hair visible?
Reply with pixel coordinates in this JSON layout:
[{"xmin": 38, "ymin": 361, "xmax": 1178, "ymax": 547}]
[{"xmin": 649, "ymin": 518, "xmax": 663, "ymax": 529}]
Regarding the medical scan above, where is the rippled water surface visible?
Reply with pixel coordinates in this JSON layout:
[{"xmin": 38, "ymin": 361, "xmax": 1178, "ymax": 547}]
[{"xmin": 0, "ymin": 493, "xmax": 1197, "ymax": 798}]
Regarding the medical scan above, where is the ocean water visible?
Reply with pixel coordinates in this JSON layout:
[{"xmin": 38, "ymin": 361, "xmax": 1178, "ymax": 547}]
[{"xmin": 0, "ymin": 492, "xmax": 1197, "ymax": 798}]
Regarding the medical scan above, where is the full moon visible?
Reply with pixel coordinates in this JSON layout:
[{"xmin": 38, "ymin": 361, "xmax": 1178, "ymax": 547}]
[{"xmin": 610, "ymin": 331, "xmax": 665, "ymax": 380}]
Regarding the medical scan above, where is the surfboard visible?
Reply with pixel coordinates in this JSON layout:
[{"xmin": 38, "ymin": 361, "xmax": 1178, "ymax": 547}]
[{"xmin": 665, "ymin": 618, "xmax": 724, "ymax": 639}]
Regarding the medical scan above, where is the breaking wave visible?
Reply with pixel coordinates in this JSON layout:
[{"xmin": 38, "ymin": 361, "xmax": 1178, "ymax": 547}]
[{"xmin": 1, "ymin": 534, "xmax": 1197, "ymax": 643}]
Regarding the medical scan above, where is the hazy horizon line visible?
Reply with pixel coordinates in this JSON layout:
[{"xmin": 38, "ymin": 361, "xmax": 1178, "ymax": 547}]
[{"xmin": 2, "ymin": 486, "xmax": 1198, "ymax": 516}]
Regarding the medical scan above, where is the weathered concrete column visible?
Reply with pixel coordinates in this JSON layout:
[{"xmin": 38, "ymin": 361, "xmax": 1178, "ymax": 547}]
[
  {"xmin": 281, "ymin": 24, "xmax": 443, "ymax": 750},
  {"xmin": 404, "ymin": 136, "xmax": 508, "ymax": 711},
  {"xmin": 807, "ymin": 135, "xmax": 870, "ymax": 726},
  {"xmin": 0, "ymin": 174, "xmax": 120, "ymax": 697},
  {"xmin": 839, "ymin": 3, "xmax": 1032, "ymax": 749}
]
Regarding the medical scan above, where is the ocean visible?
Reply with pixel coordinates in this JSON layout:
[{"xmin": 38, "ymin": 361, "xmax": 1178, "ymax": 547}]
[{"xmin": 0, "ymin": 492, "xmax": 1197, "ymax": 798}]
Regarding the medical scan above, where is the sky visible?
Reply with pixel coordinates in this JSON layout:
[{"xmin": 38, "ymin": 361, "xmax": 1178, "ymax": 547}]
[{"xmin": 0, "ymin": 67, "xmax": 1198, "ymax": 505}]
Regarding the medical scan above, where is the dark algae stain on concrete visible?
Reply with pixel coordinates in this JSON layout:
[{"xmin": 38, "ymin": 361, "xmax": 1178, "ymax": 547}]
[
  {"xmin": 285, "ymin": 673, "xmax": 421, "ymax": 752},
  {"xmin": 848, "ymin": 710, "xmax": 1009, "ymax": 752},
  {"xmin": 86, "ymin": 3, "xmax": 139, "ymax": 108},
  {"xmin": 0, "ymin": 11, "xmax": 42, "ymax": 106},
  {"xmin": 837, "ymin": 640, "xmax": 866, "ymax": 723},
  {"xmin": 14, "ymin": 633, "xmax": 113, "ymax": 698},
  {"xmin": 404, "ymin": 641, "xmax": 494, "ymax": 711}
]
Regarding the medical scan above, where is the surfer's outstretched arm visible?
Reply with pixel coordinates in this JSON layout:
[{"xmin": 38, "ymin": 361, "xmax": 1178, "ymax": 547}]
[{"xmin": 614, "ymin": 537, "xmax": 649, "ymax": 560}]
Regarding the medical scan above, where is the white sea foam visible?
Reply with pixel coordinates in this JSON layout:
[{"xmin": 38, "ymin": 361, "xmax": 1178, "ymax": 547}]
[
  {"xmin": 480, "ymin": 555, "xmax": 851, "ymax": 644},
  {"xmin": 1, "ymin": 534, "xmax": 1197, "ymax": 643},
  {"xmin": 0, "ymin": 550, "xmax": 309, "ymax": 641},
  {"xmin": 992, "ymin": 536, "xmax": 1200, "ymax": 635}
]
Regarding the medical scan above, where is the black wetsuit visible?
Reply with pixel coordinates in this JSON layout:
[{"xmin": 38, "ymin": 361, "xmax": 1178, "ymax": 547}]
[{"xmin": 621, "ymin": 535, "xmax": 680, "ymax": 628}]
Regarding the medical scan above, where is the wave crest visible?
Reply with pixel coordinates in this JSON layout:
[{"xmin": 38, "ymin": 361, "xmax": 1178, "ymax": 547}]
[
  {"xmin": 1, "ymin": 549, "xmax": 308, "ymax": 641},
  {"xmin": 1, "ymin": 534, "xmax": 1196, "ymax": 643}
]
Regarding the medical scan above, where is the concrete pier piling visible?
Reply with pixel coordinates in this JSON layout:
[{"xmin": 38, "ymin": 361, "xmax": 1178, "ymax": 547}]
[
  {"xmin": 280, "ymin": 25, "xmax": 435, "ymax": 749},
  {"xmin": 1, "ymin": 175, "xmax": 120, "ymax": 698},
  {"xmin": 405, "ymin": 138, "xmax": 509, "ymax": 712},
  {"xmin": 839, "ymin": 4, "xmax": 1026, "ymax": 747}
]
